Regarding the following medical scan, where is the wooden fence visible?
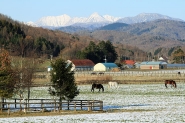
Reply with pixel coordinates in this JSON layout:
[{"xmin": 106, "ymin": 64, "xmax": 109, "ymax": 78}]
[
  {"xmin": 34, "ymin": 70, "xmax": 185, "ymax": 79},
  {"xmin": 0, "ymin": 99, "xmax": 103, "ymax": 115},
  {"xmin": 74, "ymin": 70, "xmax": 185, "ymax": 84},
  {"xmin": 75, "ymin": 70, "xmax": 185, "ymax": 77}
]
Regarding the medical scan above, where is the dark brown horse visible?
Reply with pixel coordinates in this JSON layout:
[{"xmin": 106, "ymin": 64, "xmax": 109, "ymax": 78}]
[
  {"xmin": 98, "ymin": 72, "xmax": 104, "ymax": 75},
  {"xmin": 91, "ymin": 83, "xmax": 104, "ymax": 92},
  {"xmin": 178, "ymin": 72, "xmax": 181, "ymax": 76},
  {"xmin": 91, "ymin": 72, "xmax": 97, "ymax": 75},
  {"xmin": 165, "ymin": 80, "xmax": 177, "ymax": 88}
]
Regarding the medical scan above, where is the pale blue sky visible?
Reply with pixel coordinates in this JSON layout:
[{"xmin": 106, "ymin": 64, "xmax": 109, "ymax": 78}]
[{"xmin": 0, "ymin": 0, "xmax": 184, "ymax": 22}]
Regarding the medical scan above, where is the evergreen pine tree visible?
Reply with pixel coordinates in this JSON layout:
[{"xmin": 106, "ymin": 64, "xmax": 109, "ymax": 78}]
[{"xmin": 50, "ymin": 58, "xmax": 79, "ymax": 102}]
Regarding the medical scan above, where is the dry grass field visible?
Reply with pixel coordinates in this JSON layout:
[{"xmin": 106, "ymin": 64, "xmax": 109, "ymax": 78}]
[{"xmin": 33, "ymin": 70, "xmax": 185, "ymax": 86}]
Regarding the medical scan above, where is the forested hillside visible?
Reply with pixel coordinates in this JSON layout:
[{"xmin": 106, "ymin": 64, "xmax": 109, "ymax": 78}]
[
  {"xmin": 0, "ymin": 14, "xmax": 62, "ymax": 58},
  {"xmin": 72, "ymin": 19, "xmax": 185, "ymax": 58},
  {"xmin": 0, "ymin": 13, "xmax": 148, "ymax": 62},
  {"xmin": 0, "ymin": 14, "xmax": 97, "ymax": 59}
]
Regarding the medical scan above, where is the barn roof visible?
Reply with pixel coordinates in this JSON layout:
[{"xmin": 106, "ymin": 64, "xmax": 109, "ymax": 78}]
[
  {"xmin": 123, "ymin": 60, "xmax": 135, "ymax": 65},
  {"xmin": 140, "ymin": 61, "xmax": 167, "ymax": 65},
  {"xmin": 101, "ymin": 63, "xmax": 118, "ymax": 67},
  {"xmin": 70, "ymin": 59, "xmax": 95, "ymax": 66}
]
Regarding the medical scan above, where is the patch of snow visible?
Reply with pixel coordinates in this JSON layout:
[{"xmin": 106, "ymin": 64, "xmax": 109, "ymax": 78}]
[{"xmin": 1, "ymin": 83, "xmax": 185, "ymax": 122}]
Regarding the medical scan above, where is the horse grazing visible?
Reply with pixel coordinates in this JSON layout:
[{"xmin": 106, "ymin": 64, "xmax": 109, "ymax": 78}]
[
  {"xmin": 98, "ymin": 72, "xmax": 104, "ymax": 75},
  {"xmin": 165, "ymin": 80, "xmax": 177, "ymax": 88},
  {"xmin": 91, "ymin": 83, "xmax": 104, "ymax": 92},
  {"xmin": 91, "ymin": 72, "xmax": 97, "ymax": 75},
  {"xmin": 108, "ymin": 81, "xmax": 119, "ymax": 89},
  {"xmin": 178, "ymin": 72, "xmax": 181, "ymax": 76}
]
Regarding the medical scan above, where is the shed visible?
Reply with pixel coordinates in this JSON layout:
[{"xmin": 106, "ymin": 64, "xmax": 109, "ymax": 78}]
[
  {"xmin": 158, "ymin": 56, "xmax": 168, "ymax": 63},
  {"xmin": 140, "ymin": 61, "xmax": 167, "ymax": 69},
  {"xmin": 93, "ymin": 63, "xmax": 118, "ymax": 71},
  {"xmin": 167, "ymin": 64, "xmax": 185, "ymax": 69},
  {"xmin": 123, "ymin": 60, "xmax": 135, "ymax": 65},
  {"xmin": 69, "ymin": 59, "xmax": 95, "ymax": 71}
]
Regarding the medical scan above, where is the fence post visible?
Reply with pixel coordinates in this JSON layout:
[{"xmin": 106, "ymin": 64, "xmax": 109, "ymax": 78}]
[
  {"xmin": 67, "ymin": 100, "xmax": 70, "ymax": 110},
  {"xmin": 0, "ymin": 101, "xmax": 2, "ymax": 113},
  {"xmin": 60, "ymin": 100, "xmax": 62, "ymax": 111},
  {"xmin": 41, "ymin": 99, "xmax": 43, "ymax": 112},
  {"xmin": 74, "ymin": 102, "xmax": 76, "ymax": 111},
  {"xmin": 15, "ymin": 99, "xmax": 16, "ymax": 108},
  {"xmin": 88, "ymin": 101, "xmax": 92, "ymax": 111},
  {"xmin": 8, "ymin": 104, "xmax": 10, "ymax": 115},
  {"xmin": 54, "ymin": 99, "xmax": 56, "ymax": 112},
  {"xmin": 58, "ymin": 103, "xmax": 60, "ymax": 112},
  {"xmin": 100, "ymin": 101, "xmax": 103, "ymax": 111},
  {"xmin": 81, "ymin": 100, "xmax": 82, "ymax": 110},
  {"xmin": 24, "ymin": 102, "xmax": 27, "ymax": 114}
]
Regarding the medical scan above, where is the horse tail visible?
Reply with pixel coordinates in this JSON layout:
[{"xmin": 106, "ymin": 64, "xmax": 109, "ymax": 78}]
[
  {"xmin": 174, "ymin": 81, "xmax": 177, "ymax": 88},
  {"xmin": 102, "ymin": 85, "xmax": 104, "ymax": 92}
]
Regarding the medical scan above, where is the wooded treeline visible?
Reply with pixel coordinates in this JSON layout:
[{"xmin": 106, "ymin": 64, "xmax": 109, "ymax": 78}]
[
  {"xmin": 0, "ymin": 13, "xmax": 148, "ymax": 62},
  {"xmin": 1, "ymin": 13, "xmax": 185, "ymax": 63},
  {"xmin": 0, "ymin": 14, "xmax": 62, "ymax": 58}
]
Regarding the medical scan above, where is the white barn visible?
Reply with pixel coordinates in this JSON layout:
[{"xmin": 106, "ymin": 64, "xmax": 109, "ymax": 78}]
[{"xmin": 93, "ymin": 63, "xmax": 118, "ymax": 71}]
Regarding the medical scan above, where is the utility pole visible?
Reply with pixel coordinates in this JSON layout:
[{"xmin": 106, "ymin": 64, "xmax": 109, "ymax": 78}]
[{"xmin": 104, "ymin": 55, "xmax": 107, "ymax": 63}]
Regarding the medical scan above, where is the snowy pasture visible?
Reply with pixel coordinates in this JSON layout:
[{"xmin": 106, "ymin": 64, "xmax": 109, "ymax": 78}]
[{"xmin": 1, "ymin": 83, "xmax": 185, "ymax": 123}]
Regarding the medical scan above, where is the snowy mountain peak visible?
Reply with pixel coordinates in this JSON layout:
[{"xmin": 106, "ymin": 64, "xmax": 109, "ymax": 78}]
[
  {"xmin": 103, "ymin": 15, "xmax": 121, "ymax": 22},
  {"xmin": 35, "ymin": 14, "xmax": 71, "ymax": 27},
  {"xmin": 89, "ymin": 12, "xmax": 101, "ymax": 18},
  {"xmin": 86, "ymin": 12, "xmax": 106, "ymax": 22},
  {"xmin": 28, "ymin": 13, "xmax": 183, "ymax": 28}
]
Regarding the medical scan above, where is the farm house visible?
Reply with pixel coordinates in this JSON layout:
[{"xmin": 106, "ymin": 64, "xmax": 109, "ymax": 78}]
[
  {"xmin": 93, "ymin": 63, "xmax": 118, "ymax": 71},
  {"xmin": 68, "ymin": 59, "xmax": 95, "ymax": 71},
  {"xmin": 140, "ymin": 61, "xmax": 167, "ymax": 69}
]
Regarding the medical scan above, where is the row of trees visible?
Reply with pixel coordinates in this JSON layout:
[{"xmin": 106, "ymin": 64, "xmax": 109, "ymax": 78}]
[
  {"xmin": 77, "ymin": 40, "xmax": 118, "ymax": 64},
  {"xmin": 0, "ymin": 17, "xmax": 62, "ymax": 58},
  {"xmin": 0, "ymin": 49, "xmax": 36, "ymax": 109},
  {"xmin": 0, "ymin": 49, "xmax": 79, "ymax": 110},
  {"xmin": 172, "ymin": 48, "xmax": 185, "ymax": 63}
]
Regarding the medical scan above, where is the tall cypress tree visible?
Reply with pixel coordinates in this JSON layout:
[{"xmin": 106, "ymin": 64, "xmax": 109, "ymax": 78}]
[{"xmin": 50, "ymin": 58, "xmax": 79, "ymax": 102}]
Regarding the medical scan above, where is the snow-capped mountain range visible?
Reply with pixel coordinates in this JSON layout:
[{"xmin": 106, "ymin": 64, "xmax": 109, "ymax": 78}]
[{"xmin": 27, "ymin": 12, "xmax": 183, "ymax": 29}]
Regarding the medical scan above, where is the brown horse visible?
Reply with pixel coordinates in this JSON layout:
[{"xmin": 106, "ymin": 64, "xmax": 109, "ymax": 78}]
[
  {"xmin": 165, "ymin": 80, "xmax": 177, "ymax": 88},
  {"xmin": 91, "ymin": 83, "xmax": 104, "ymax": 92}
]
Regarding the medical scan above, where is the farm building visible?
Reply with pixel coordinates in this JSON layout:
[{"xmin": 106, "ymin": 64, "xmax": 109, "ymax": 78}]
[
  {"xmin": 167, "ymin": 64, "xmax": 185, "ymax": 69},
  {"xmin": 68, "ymin": 59, "xmax": 95, "ymax": 71},
  {"xmin": 140, "ymin": 61, "xmax": 167, "ymax": 69},
  {"xmin": 123, "ymin": 60, "xmax": 135, "ymax": 65},
  {"xmin": 158, "ymin": 56, "xmax": 168, "ymax": 63},
  {"xmin": 122, "ymin": 60, "xmax": 136, "ymax": 69},
  {"xmin": 93, "ymin": 63, "xmax": 118, "ymax": 71}
]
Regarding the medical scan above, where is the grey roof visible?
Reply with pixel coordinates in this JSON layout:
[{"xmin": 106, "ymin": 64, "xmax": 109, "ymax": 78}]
[
  {"xmin": 167, "ymin": 64, "xmax": 185, "ymax": 67},
  {"xmin": 140, "ymin": 61, "xmax": 167, "ymax": 65}
]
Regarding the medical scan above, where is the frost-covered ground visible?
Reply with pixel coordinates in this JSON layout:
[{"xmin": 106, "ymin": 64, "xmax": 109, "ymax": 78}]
[{"xmin": 1, "ymin": 83, "xmax": 185, "ymax": 123}]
